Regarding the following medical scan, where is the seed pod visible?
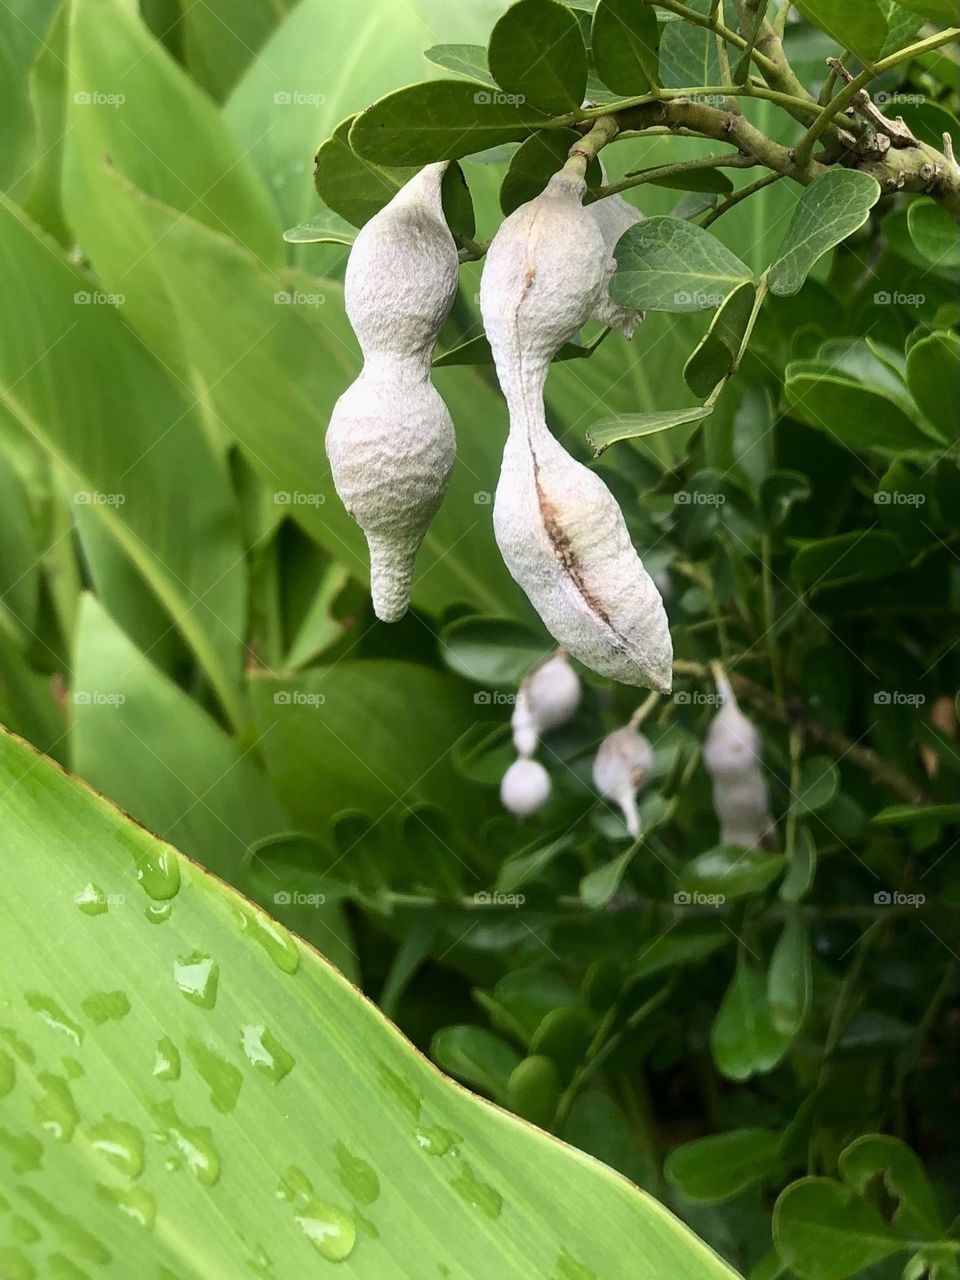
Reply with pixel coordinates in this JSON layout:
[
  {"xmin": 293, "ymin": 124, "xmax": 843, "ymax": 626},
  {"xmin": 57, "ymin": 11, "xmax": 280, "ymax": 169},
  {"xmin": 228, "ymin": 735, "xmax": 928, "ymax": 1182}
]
[
  {"xmin": 593, "ymin": 726, "xmax": 654, "ymax": 838},
  {"xmin": 480, "ymin": 172, "xmax": 672, "ymax": 692},
  {"xmin": 501, "ymin": 757, "xmax": 552, "ymax": 817},
  {"xmin": 586, "ymin": 178, "xmax": 644, "ymax": 338},
  {"xmin": 703, "ymin": 676, "xmax": 775, "ymax": 849},
  {"xmin": 511, "ymin": 652, "xmax": 582, "ymax": 755},
  {"xmin": 326, "ymin": 163, "xmax": 459, "ymax": 622}
]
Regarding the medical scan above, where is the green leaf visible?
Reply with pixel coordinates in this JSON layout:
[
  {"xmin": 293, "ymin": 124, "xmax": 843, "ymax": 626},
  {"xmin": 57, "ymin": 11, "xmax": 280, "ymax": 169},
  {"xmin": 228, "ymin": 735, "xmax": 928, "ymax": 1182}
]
[
  {"xmin": 440, "ymin": 616, "xmax": 552, "ymax": 686},
  {"xmin": 625, "ymin": 165, "xmax": 734, "ymax": 194},
  {"xmin": 488, "ymin": 0, "xmax": 588, "ymax": 114},
  {"xmin": 768, "ymin": 170, "xmax": 881, "ymax": 297},
  {"xmin": 773, "ymin": 1178, "xmax": 906, "ymax": 1280},
  {"xmin": 0, "ymin": 726, "xmax": 746, "ymax": 1276},
  {"xmin": 907, "ymin": 198, "xmax": 960, "ymax": 268},
  {"xmin": 350, "ymin": 80, "xmax": 542, "ymax": 164},
  {"xmin": 612, "ymin": 217, "xmax": 753, "ymax": 313},
  {"xmin": 780, "ymin": 825, "xmax": 817, "ymax": 902},
  {"xmin": 659, "ymin": 0, "xmax": 721, "ymax": 86},
  {"xmin": 792, "ymin": 0, "xmax": 889, "ymax": 63},
  {"xmin": 313, "ymin": 116, "xmax": 417, "ymax": 228},
  {"xmin": 681, "ymin": 848, "xmax": 786, "ymax": 900},
  {"xmin": 666, "ymin": 1129, "xmax": 783, "ymax": 1204},
  {"xmin": 893, "ymin": 0, "xmax": 960, "ymax": 21},
  {"xmin": 766, "ymin": 914, "xmax": 812, "ymax": 1036},
  {"xmin": 791, "ymin": 531, "xmax": 906, "ymax": 589},
  {"xmin": 283, "ymin": 213, "xmax": 357, "ymax": 246},
  {"xmin": 838, "ymin": 1134, "xmax": 943, "ymax": 1238},
  {"xmin": 871, "ymin": 802, "xmax": 960, "ymax": 827},
  {"xmin": 580, "ymin": 848, "xmax": 637, "ymax": 908},
  {"xmin": 500, "ymin": 129, "xmax": 601, "ymax": 215},
  {"xmin": 794, "ymin": 756, "xmax": 840, "ymax": 813},
  {"xmin": 591, "ymin": 0, "xmax": 660, "ymax": 94},
  {"xmin": 587, "ymin": 406, "xmax": 712, "ymax": 455},
  {"xmin": 424, "ymin": 43, "xmax": 497, "ymax": 86},
  {"xmin": 507, "ymin": 1055, "xmax": 561, "ymax": 1126},
  {"xmin": 431, "ymin": 1026, "xmax": 521, "ymax": 1101},
  {"xmin": 434, "ymin": 330, "xmax": 609, "ymax": 368},
  {"xmin": 906, "ymin": 330, "xmax": 960, "ymax": 442},
  {"xmin": 684, "ymin": 281, "xmax": 758, "ymax": 398},
  {"xmin": 632, "ymin": 929, "xmax": 729, "ymax": 981},
  {"xmin": 783, "ymin": 365, "xmax": 941, "ymax": 452},
  {"xmin": 177, "ymin": 0, "xmax": 298, "ymax": 100},
  {"xmin": 711, "ymin": 961, "xmax": 791, "ymax": 1081}
]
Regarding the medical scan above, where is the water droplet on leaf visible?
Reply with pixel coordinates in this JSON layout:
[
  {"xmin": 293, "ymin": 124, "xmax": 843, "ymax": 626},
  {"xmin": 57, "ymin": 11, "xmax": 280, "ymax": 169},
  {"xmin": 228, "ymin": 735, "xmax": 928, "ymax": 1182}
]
[{"xmin": 173, "ymin": 953, "xmax": 219, "ymax": 1010}]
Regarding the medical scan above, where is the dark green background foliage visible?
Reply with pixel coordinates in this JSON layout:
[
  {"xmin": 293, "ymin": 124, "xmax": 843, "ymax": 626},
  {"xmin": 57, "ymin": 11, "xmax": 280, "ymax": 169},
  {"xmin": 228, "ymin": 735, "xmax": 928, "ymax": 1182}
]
[{"xmin": 1, "ymin": 0, "xmax": 958, "ymax": 1277}]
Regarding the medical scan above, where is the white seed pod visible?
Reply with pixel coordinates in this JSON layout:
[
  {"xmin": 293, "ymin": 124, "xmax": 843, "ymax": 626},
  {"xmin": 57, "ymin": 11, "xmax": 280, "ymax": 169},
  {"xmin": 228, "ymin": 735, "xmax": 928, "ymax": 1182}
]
[
  {"xmin": 326, "ymin": 163, "xmax": 459, "ymax": 622},
  {"xmin": 500, "ymin": 757, "xmax": 552, "ymax": 817},
  {"xmin": 511, "ymin": 652, "xmax": 582, "ymax": 754},
  {"xmin": 592, "ymin": 726, "xmax": 654, "ymax": 838},
  {"xmin": 586, "ymin": 176, "xmax": 644, "ymax": 338},
  {"xmin": 480, "ymin": 172, "xmax": 673, "ymax": 692},
  {"xmin": 703, "ymin": 676, "xmax": 775, "ymax": 848}
]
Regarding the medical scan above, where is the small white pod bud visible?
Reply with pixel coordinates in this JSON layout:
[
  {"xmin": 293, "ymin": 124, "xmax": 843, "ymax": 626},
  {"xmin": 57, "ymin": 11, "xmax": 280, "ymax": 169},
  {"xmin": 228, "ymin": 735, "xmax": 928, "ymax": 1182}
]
[
  {"xmin": 511, "ymin": 652, "xmax": 581, "ymax": 754},
  {"xmin": 480, "ymin": 172, "xmax": 673, "ymax": 692},
  {"xmin": 593, "ymin": 726, "xmax": 654, "ymax": 838},
  {"xmin": 510, "ymin": 693, "xmax": 539, "ymax": 757},
  {"xmin": 703, "ymin": 676, "xmax": 775, "ymax": 849},
  {"xmin": 500, "ymin": 757, "xmax": 552, "ymax": 817},
  {"xmin": 326, "ymin": 163, "xmax": 459, "ymax": 622}
]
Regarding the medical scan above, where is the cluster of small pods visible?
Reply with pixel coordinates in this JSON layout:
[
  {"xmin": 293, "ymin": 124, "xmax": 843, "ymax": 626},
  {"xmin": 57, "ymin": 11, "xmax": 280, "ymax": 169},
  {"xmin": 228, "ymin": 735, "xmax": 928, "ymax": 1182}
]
[{"xmin": 500, "ymin": 653, "xmax": 581, "ymax": 817}]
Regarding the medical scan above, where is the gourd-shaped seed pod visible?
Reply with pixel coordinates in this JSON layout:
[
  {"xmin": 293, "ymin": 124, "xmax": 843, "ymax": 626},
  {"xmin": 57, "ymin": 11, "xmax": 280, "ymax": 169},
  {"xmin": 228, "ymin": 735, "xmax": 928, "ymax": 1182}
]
[
  {"xmin": 511, "ymin": 652, "xmax": 582, "ymax": 755},
  {"xmin": 586, "ymin": 172, "xmax": 644, "ymax": 338},
  {"xmin": 480, "ymin": 172, "xmax": 672, "ymax": 692},
  {"xmin": 592, "ymin": 726, "xmax": 654, "ymax": 838},
  {"xmin": 703, "ymin": 676, "xmax": 775, "ymax": 849},
  {"xmin": 326, "ymin": 163, "xmax": 459, "ymax": 622},
  {"xmin": 500, "ymin": 757, "xmax": 552, "ymax": 817}
]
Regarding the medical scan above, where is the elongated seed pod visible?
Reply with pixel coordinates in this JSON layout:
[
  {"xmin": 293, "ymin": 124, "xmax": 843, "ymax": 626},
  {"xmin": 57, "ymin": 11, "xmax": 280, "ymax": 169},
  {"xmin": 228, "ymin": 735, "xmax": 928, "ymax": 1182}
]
[
  {"xmin": 326, "ymin": 164, "xmax": 459, "ymax": 622},
  {"xmin": 703, "ymin": 677, "xmax": 775, "ymax": 849},
  {"xmin": 501, "ymin": 757, "xmax": 552, "ymax": 817},
  {"xmin": 587, "ymin": 184, "xmax": 644, "ymax": 337},
  {"xmin": 480, "ymin": 171, "xmax": 672, "ymax": 692},
  {"xmin": 593, "ymin": 726, "xmax": 654, "ymax": 838},
  {"xmin": 511, "ymin": 652, "xmax": 582, "ymax": 755}
]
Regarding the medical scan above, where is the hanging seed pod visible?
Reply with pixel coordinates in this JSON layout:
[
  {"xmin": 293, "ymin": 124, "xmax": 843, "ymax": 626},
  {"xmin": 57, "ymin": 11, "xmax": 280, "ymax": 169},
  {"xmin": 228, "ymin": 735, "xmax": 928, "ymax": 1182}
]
[
  {"xmin": 480, "ymin": 171, "xmax": 672, "ymax": 692},
  {"xmin": 511, "ymin": 652, "xmax": 582, "ymax": 755},
  {"xmin": 593, "ymin": 726, "xmax": 654, "ymax": 838},
  {"xmin": 326, "ymin": 164, "xmax": 459, "ymax": 622},
  {"xmin": 703, "ymin": 675, "xmax": 775, "ymax": 849},
  {"xmin": 500, "ymin": 757, "xmax": 552, "ymax": 817},
  {"xmin": 587, "ymin": 171, "xmax": 644, "ymax": 338}
]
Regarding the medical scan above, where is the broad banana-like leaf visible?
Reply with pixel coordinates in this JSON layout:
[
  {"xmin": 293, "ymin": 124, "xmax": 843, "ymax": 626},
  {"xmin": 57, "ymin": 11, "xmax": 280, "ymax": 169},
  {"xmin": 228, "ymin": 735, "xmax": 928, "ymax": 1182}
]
[{"xmin": 0, "ymin": 724, "xmax": 742, "ymax": 1279}]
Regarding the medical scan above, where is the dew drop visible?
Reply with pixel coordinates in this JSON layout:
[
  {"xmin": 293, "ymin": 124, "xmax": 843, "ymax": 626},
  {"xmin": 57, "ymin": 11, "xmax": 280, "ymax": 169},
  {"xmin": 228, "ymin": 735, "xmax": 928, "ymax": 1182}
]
[
  {"xmin": 131, "ymin": 843, "xmax": 181, "ymax": 901},
  {"xmin": 96, "ymin": 1183, "xmax": 156, "ymax": 1230},
  {"xmin": 173, "ymin": 953, "xmax": 219, "ymax": 1010},
  {"xmin": 237, "ymin": 907, "xmax": 300, "ymax": 974},
  {"xmin": 151, "ymin": 1101, "xmax": 220, "ymax": 1185},
  {"xmin": 153, "ymin": 1037, "xmax": 181, "ymax": 1081},
  {"xmin": 186, "ymin": 1038, "xmax": 242, "ymax": 1113},
  {"xmin": 247, "ymin": 1244, "xmax": 277, "ymax": 1279},
  {"xmin": 415, "ymin": 1126, "xmax": 460, "ymax": 1157},
  {"xmin": 277, "ymin": 1166, "xmax": 357, "ymax": 1263},
  {"xmin": 334, "ymin": 1142, "xmax": 379, "ymax": 1204},
  {"xmin": 34, "ymin": 1072, "xmax": 79, "ymax": 1142},
  {"xmin": 240, "ymin": 1025, "xmax": 295, "ymax": 1084},
  {"xmin": 81, "ymin": 991, "xmax": 131, "ymax": 1025},
  {"xmin": 0, "ymin": 1051, "xmax": 14, "ymax": 1097},
  {"xmin": 87, "ymin": 1115, "xmax": 145, "ymax": 1178},
  {"xmin": 75, "ymin": 883, "xmax": 109, "ymax": 916},
  {"xmin": 145, "ymin": 901, "xmax": 173, "ymax": 925},
  {"xmin": 62, "ymin": 1057, "xmax": 84, "ymax": 1080},
  {"xmin": 450, "ymin": 1161, "xmax": 502, "ymax": 1220},
  {"xmin": 25, "ymin": 993, "xmax": 83, "ymax": 1045}
]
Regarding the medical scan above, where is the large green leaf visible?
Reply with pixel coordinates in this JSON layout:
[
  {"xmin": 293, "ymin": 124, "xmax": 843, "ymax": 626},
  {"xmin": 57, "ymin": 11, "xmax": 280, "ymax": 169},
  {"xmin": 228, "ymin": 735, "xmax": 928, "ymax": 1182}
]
[
  {"xmin": 612, "ymin": 217, "xmax": 753, "ymax": 313},
  {"xmin": 783, "ymin": 364, "xmax": 942, "ymax": 452},
  {"xmin": 178, "ymin": 0, "xmax": 300, "ymax": 101},
  {"xmin": 768, "ymin": 170, "xmax": 881, "ymax": 297},
  {"xmin": 0, "ymin": 723, "xmax": 743, "ymax": 1278},
  {"xmin": 0, "ymin": 195, "xmax": 246, "ymax": 725},
  {"xmin": 773, "ymin": 1178, "xmax": 905, "ymax": 1280},
  {"xmin": 666, "ymin": 1129, "xmax": 783, "ymax": 1204},
  {"xmin": 488, "ymin": 0, "xmax": 588, "ymax": 114},
  {"xmin": 906, "ymin": 330, "xmax": 960, "ymax": 442},
  {"xmin": 711, "ymin": 960, "xmax": 791, "ymax": 1081},
  {"xmin": 792, "ymin": 0, "xmax": 889, "ymax": 63},
  {"xmin": 591, "ymin": 0, "xmax": 661, "ymax": 94}
]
